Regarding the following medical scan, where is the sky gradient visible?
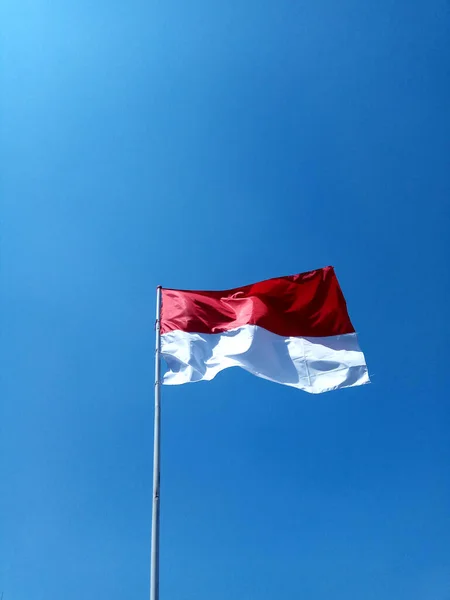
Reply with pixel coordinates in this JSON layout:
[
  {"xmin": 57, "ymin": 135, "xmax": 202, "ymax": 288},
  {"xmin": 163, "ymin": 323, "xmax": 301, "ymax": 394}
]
[{"xmin": 1, "ymin": 1, "xmax": 450, "ymax": 598}]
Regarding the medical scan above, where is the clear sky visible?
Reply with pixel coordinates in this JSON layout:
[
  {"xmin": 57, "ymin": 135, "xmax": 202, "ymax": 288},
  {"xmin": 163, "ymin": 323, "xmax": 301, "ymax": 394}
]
[{"xmin": 1, "ymin": 1, "xmax": 449, "ymax": 598}]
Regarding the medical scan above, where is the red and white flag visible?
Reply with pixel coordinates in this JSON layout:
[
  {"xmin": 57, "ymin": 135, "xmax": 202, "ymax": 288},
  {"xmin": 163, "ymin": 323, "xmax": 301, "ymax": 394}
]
[{"xmin": 160, "ymin": 266, "xmax": 369, "ymax": 394}]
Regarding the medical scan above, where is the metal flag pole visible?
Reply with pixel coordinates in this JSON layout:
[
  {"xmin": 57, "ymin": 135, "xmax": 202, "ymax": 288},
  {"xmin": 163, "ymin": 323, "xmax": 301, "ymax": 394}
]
[{"xmin": 150, "ymin": 285, "xmax": 162, "ymax": 600}]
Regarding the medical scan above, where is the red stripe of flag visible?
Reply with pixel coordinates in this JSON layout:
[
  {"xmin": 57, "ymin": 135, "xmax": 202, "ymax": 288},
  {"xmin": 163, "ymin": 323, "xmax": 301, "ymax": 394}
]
[{"xmin": 161, "ymin": 266, "xmax": 355, "ymax": 338}]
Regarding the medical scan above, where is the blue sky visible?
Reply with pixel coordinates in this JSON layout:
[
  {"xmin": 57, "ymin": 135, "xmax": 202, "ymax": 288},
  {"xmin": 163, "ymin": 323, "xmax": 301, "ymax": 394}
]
[{"xmin": 1, "ymin": 0, "xmax": 449, "ymax": 598}]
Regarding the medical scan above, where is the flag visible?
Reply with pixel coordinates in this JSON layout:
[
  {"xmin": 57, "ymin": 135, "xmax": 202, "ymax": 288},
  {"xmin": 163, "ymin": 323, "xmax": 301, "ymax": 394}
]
[{"xmin": 160, "ymin": 266, "xmax": 369, "ymax": 394}]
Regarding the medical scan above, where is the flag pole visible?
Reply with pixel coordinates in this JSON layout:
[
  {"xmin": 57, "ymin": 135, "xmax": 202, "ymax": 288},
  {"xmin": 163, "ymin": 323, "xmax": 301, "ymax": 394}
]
[{"xmin": 150, "ymin": 285, "xmax": 162, "ymax": 600}]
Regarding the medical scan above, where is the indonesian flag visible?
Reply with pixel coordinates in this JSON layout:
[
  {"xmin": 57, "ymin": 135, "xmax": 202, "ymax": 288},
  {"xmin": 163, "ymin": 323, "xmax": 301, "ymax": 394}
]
[{"xmin": 160, "ymin": 266, "xmax": 369, "ymax": 394}]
